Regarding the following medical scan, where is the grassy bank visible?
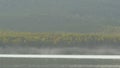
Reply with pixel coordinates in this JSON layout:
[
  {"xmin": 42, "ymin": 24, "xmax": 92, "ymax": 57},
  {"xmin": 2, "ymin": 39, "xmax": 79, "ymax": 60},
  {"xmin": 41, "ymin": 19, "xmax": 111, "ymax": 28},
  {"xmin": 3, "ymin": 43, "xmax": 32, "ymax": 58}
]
[{"xmin": 0, "ymin": 32, "xmax": 119, "ymax": 47}]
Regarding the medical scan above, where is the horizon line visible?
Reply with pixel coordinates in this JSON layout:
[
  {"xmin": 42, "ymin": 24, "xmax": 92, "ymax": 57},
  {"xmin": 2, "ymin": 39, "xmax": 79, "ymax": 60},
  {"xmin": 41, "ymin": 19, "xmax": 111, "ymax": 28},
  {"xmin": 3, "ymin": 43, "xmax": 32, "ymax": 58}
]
[{"xmin": 0, "ymin": 54, "xmax": 120, "ymax": 59}]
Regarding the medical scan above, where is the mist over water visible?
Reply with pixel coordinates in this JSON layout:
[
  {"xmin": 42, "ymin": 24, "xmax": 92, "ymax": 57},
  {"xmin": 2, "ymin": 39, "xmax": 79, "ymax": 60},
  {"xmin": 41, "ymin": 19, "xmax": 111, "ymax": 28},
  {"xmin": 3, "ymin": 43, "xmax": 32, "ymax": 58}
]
[
  {"xmin": 0, "ymin": 0, "xmax": 120, "ymax": 32},
  {"xmin": 0, "ymin": 0, "xmax": 120, "ymax": 55},
  {"xmin": 0, "ymin": 45, "xmax": 120, "ymax": 55}
]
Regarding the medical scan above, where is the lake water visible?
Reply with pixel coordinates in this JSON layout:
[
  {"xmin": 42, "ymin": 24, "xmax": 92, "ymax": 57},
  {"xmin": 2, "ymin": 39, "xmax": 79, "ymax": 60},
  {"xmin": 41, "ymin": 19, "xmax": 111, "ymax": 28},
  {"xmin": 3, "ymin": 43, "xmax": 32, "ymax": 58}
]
[
  {"xmin": 0, "ymin": 45, "xmax": 120, "ymax": 55},
  {"xmin": 0, "ymin": 58, "xmax": 120, "ymax": 68}
]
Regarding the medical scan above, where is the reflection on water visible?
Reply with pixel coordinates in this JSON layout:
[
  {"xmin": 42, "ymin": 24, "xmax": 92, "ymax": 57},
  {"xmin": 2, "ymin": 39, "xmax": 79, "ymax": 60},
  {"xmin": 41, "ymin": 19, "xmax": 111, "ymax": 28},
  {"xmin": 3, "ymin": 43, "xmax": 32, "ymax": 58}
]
[{"xmin": 0, "ymin": 45, "xmax": 120, "ymax": 55}]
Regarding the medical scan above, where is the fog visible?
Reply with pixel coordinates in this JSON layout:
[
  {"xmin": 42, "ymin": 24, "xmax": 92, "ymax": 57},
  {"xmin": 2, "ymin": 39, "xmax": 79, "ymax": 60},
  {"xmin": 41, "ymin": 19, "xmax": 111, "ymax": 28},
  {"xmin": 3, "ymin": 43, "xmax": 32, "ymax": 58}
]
[
  {"xmin": 0, "ymin": 0, "xmax": 120, "ymax": 55},
  {"xmin": 0, "ymin": 45, "xmax": 119, "ymax": 55},
  {"xmin": 0, "ymin": 0, "xmax": 119, "ymax": 32}
]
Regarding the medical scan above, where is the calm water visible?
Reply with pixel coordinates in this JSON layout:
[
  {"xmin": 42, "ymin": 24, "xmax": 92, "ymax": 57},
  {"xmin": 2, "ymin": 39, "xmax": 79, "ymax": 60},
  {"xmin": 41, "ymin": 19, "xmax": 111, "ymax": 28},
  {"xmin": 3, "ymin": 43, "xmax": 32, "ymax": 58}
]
[
  {"xmin": 0, "ymin": 45, "xmax": 120, "ymax": 55},
  {"xmin": 0, "ymin": 58, "xmax": 120, "ymax": 68}
]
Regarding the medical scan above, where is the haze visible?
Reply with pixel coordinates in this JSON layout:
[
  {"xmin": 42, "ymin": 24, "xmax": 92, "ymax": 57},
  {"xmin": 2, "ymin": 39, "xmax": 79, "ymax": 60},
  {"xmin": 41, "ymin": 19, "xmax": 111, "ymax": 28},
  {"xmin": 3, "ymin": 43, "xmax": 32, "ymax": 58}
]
[{"xmin": 0, "ymin": 0, "xmax": 119, "ymax": 32}]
